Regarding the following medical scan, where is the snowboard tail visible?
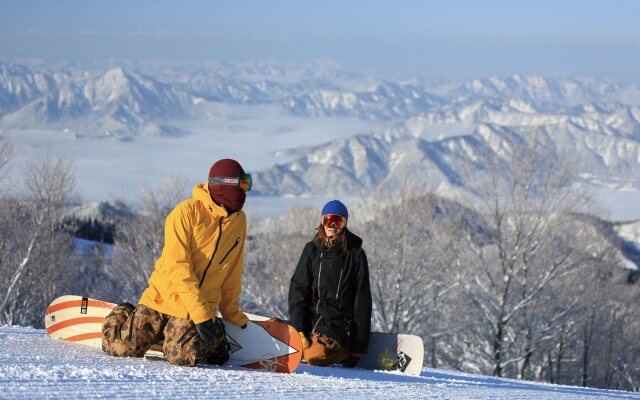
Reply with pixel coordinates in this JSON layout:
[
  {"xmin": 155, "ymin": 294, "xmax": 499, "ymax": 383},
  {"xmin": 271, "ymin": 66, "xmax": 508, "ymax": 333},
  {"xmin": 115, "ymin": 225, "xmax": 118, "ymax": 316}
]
[
  {"xmin": 358, "ymin": 332, "xmax": 424, "ymax": 376},
  {"xmin": 46, "ymin": 297, "xmax": 114, "ymax": 343},
  {"xmin": 45, "ymin": 295, "xmax": 302, "ymax": 373}
]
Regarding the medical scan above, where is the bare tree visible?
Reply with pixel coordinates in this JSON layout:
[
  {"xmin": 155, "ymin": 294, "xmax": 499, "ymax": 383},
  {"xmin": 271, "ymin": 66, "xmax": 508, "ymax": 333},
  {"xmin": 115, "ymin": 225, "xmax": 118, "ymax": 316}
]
[
  {"xmin": 108, "ymin": 175, "xmax": 189, "ymax": 302},
  {"xmin": 565, "ymin": 237, "xmax": 640, "ymax": 391},
  {"xmin": 359, "ymin": 179, "xmax": 461, "ymax": 338},
  {"xmin": 459, "ymin": 139, "xmax": 599, "ymax": 377},
  {"xmin": 242, "ymin": 219, "xmax": 309, "ymax": 318},
  {"xmin": 0, "ymin": 132, "xmax": 12, "ymax": 182},
  {"xmin": 241, "ymin": 206, "xmax": 316, "ymax": 318},
  {"xmin": 0, "ymin": 153, "xmax": 79, "ymax": 326}
]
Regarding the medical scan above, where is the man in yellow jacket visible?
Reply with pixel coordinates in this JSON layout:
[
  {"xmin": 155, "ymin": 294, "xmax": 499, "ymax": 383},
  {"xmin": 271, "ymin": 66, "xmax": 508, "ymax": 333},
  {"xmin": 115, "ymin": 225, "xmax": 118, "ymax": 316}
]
[{"xmin": 102, "ymin": 159, "xmax": 251, "ymax": 367}]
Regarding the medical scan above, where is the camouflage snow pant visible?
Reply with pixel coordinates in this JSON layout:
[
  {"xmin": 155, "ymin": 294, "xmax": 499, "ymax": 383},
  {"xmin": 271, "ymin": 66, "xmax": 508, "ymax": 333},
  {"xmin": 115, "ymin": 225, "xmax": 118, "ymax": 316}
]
[
  {"xmin": 102, "ymin": 303, "xmax": 229, "ymax": 367},
  {"xmin": 304, "ymin": 332, "xmax": 351, "ymax": 366}
]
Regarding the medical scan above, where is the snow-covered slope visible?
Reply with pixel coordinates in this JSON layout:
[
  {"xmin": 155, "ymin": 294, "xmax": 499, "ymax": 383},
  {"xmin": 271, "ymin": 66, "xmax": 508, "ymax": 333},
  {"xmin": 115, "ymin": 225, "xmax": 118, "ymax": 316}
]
[{"xmin": 1, "ymin": 326, "xmax": 636, "ymax": 399}]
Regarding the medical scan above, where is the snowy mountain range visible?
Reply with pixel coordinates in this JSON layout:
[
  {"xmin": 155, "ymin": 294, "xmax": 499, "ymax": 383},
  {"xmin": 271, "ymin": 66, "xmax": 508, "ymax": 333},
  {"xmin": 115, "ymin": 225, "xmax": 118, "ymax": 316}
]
[
  {"xmin": 4, "ymin": 62, "xmax": 640, "ymax": 133},
  {"xmin": 0, "ymin": 63, "xmax": 188, "ymax": 137},
  {"xmin": 254, "ymin": 111, "xmax": 640, "ymax": 198},
  {"xmin": 2, "ymin": 60, "xmax": 640, "ymax": 213}
]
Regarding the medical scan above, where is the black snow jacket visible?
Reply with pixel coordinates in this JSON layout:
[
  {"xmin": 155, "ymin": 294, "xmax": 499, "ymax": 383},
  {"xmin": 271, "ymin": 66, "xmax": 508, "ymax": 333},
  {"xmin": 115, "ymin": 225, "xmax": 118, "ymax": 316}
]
[{"xmin": 288, "ymin": 229, "xmax": 372, "ymax": 354}]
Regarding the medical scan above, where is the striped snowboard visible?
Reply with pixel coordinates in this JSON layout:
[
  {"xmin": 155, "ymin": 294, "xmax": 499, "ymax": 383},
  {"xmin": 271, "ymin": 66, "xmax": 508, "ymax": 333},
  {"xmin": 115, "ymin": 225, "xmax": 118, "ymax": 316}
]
[{"xmin": 44, "ymin": 295, "xmax": 303, "ymax": 373}]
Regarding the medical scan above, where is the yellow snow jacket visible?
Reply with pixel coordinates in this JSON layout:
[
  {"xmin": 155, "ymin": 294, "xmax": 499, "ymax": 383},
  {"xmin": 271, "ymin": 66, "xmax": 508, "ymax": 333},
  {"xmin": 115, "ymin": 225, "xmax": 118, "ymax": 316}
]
[{"xmin": 138, "ymin": 183, "xmax": 249, "ymax": 327}]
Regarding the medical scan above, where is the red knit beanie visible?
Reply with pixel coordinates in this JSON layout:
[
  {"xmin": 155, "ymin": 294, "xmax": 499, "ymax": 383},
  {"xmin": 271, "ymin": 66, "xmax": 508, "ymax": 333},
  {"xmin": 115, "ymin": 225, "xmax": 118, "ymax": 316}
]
[{"xmin": 208, "ymin": 159, "xmax": 246, "ymax": 213}]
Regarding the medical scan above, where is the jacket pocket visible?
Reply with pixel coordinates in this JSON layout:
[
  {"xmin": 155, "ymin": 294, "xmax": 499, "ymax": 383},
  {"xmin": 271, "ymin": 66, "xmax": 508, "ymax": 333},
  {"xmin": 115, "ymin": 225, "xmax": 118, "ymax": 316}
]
[{"xmin": 219, "ymin": 237, "xmax": 240, "ymax": 265}]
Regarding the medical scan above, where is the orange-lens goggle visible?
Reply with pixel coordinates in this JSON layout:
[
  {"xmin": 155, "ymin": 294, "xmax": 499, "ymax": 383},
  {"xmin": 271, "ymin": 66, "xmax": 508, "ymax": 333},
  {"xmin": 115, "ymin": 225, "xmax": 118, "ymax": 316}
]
[
  {"xmin": 322, "ymin": 214, "xmax": 346, "ymax": 229},
  {"xmin": 208, "ymin": 173, "xmax": 252, "ymax": 192}
]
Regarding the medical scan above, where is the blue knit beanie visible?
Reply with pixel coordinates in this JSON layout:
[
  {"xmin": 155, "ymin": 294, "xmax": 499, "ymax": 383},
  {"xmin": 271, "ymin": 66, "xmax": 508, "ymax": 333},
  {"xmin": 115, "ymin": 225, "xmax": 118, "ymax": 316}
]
[{"xmin": 321, "ymin": 200, "xmax": 348, "ymax": 219}]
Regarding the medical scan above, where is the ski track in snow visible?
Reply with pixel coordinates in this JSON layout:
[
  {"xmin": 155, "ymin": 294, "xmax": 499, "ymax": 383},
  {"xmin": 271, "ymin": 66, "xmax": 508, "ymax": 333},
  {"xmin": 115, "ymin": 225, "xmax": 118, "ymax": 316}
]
[{"xmin": 0, "ymin": 326, "xmax": 638, "ymax": 400}]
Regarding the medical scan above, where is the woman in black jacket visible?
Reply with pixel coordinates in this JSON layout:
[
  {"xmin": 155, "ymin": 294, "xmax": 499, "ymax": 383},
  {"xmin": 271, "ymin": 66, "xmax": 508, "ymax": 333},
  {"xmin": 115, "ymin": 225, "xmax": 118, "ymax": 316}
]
[{"xmin": 288, "ymin": 200, "xmax": 372, "ymax": 367}]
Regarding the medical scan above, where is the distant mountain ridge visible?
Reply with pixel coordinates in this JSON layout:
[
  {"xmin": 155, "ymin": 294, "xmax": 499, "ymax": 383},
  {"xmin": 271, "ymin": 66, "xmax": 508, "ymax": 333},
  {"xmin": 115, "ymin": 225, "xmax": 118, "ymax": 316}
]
[
  {"xmin": 3, "ymin": 61, "xmax": 640, "ymax": 135},
  {"xmin": 0, "ymin": 63, "xmax": 189, "ymax": 137},
  {"xmin": 253, "ymin": 113, "xmax": 640, "ymax": 199},
  {"xmin": 2, "ymin": 60, "xmax": 640, "ymax": 202}
]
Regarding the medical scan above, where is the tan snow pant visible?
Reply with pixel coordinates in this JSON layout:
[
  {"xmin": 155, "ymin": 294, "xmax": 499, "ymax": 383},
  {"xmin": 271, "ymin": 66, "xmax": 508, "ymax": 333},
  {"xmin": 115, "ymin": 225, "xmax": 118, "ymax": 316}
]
[
  {"xmin": 304, "ymin": 332, "xmax": 352, "ymax": 366},
  {"xmin": 102, "ymin": 303, "xmax": 228, "ymax": 367}
]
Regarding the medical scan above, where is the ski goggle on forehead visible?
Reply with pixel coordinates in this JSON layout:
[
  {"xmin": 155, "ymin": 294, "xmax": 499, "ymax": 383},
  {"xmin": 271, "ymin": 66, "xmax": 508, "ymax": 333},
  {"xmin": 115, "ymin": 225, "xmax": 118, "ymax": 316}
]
[
  {"xmin": 322, "ymin": 214, "xmax": 347, "ymax": 229},
  {"xmin": 208, "ymin": 173, "xmax": 252, "ymax": 192}
]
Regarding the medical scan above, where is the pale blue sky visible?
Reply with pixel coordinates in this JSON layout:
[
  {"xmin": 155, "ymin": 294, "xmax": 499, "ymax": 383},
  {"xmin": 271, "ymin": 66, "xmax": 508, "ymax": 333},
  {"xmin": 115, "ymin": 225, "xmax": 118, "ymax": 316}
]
[{"xmin": 2, "ymin": 1, "xmax": 639, "ymax": 81}]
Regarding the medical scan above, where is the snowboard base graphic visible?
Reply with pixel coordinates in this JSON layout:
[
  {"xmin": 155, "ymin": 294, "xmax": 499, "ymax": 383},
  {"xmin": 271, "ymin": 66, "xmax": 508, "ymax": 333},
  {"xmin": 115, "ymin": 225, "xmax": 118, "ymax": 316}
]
[
  {"xmin": 44, "ymin": 295, "xmax": 302, "ymax": 373},
  {"xmin": 357, "ymin": 332, "xmax": 424, "ymax": 376}
]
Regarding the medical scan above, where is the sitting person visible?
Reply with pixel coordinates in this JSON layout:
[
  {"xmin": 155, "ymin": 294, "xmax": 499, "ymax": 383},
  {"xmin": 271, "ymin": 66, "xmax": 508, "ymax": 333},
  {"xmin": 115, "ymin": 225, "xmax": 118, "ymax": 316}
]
[
  {"xmin": 288, "ymin": 200, "xmax": 372, "ymax": 367},
  {"xmin": 102, "ymin": 159, "xmax": 252, "ymax": 366}
]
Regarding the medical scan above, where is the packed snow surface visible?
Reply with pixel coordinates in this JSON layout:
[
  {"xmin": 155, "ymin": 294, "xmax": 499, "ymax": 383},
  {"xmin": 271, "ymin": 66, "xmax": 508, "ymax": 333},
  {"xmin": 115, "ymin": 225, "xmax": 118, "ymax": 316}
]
[{"xmin": 1, "ymin": 326, "xmax": 637, "ymax": 399}]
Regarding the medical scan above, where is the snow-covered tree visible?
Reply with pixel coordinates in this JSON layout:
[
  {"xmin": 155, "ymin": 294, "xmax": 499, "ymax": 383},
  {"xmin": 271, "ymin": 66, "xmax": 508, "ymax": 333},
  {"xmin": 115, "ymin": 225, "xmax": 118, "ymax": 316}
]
[
  {"xmin": 107, "ymin": 175, "xmax": 189, "ymax": 302},
  {"xmin": 0, "ymin": 152, "xmax": 80, "ymax": 326}
]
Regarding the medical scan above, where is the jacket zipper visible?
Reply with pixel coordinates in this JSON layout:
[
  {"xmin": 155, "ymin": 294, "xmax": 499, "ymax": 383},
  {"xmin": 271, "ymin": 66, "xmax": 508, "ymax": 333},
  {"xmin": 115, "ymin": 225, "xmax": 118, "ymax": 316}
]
[
  {"xmin": 219, "ymin": 237, "xmax": 240, "ymax": 265},
  {"xmin": 312, "ymin": 252, "xmax": 323, "ymax": 332},
  {"xmin": 336, "ymin": 268, "xmax": 344, "ymax": 299},
  {"xmin": 199, "ymin": 217, "xmax": 223, "ymax": 288}
]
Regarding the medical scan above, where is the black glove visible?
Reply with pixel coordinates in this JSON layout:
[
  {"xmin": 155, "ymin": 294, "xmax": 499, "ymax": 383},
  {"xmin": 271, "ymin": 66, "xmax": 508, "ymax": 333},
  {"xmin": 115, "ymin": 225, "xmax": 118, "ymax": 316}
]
[
  {"xmin": 207, "ymin": 338, "xmax": 231, "ymax": 365},
  {"xmin": 195, "ymin": 319, "xmax": 219, "ymax": 343},
  {"xmin": 342, "ymin": 354, "xmax": 361, "ymax": 368}
]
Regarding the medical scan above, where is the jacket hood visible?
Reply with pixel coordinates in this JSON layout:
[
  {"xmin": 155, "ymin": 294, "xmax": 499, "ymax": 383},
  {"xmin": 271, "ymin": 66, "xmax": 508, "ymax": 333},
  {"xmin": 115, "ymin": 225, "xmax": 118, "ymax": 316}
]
[
  {"xmin": 192, "ymin": 183, "xmax": 230, "ymax": 218},
  {"xmin": 345, "ymin": 230, "xmax": 363, "ymax": 249}
]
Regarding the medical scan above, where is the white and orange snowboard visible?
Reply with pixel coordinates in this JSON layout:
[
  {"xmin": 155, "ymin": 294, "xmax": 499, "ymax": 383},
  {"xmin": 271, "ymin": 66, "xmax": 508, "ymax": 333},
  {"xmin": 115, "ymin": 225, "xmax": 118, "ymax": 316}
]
[{"xmin": 44, "ymin": 295, "xmax": 303, "ymax": 373}]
